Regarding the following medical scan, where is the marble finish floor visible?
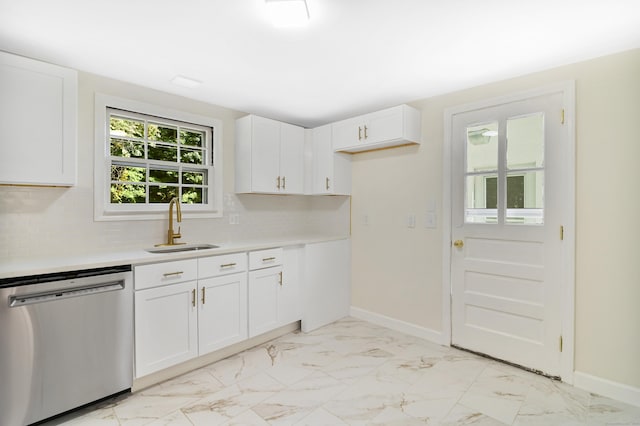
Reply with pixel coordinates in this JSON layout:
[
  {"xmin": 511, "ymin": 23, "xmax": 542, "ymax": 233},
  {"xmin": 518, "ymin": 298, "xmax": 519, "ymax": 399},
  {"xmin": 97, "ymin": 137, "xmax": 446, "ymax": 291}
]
[{"xmin": 50, "ymin": 317, "xmax": 640, "ymax": 425}]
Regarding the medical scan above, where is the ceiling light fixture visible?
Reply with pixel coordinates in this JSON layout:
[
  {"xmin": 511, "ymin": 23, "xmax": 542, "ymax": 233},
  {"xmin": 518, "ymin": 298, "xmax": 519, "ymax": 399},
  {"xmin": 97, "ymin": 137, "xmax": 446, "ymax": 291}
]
[
  {"xmin": 265, "ymin": 0, "xmax": 309, "ymax": 28},
  {"xmin": 170, "ymin": 75, "xmax": 202, "ymax": 88}
]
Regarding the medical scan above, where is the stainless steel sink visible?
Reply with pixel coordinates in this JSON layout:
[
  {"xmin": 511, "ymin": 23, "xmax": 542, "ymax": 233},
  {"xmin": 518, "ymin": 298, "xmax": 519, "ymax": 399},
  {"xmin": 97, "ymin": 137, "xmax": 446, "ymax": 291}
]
[{"xmin": 145, "ymin": 243, "xmax": 220, "ymax": 254}]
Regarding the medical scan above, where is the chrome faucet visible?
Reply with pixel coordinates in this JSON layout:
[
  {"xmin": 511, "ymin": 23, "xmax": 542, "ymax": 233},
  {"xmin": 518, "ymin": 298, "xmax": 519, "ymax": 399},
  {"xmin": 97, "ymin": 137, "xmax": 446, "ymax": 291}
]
[{"xmin": 156, "ymin": 197, "xmax": 185, "ymax": 246}]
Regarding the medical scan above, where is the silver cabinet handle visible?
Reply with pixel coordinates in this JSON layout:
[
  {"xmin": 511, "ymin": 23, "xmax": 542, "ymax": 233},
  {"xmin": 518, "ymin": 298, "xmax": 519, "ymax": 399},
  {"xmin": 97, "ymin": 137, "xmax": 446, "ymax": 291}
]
[{"xmin": 326, "ymin": 177, "xmax": 330, "ymax": 190}]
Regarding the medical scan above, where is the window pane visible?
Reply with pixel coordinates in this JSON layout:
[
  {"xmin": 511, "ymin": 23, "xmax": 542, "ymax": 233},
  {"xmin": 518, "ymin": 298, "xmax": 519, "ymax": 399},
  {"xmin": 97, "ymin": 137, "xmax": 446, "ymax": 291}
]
[
  {"xmin": 148, "ymin": 123, "xmax": 177, "ymax": 144},
  {"xmin": 110, "ymin": 184, "xmax": 146, "ymax": 203},
  {"xmin": 148, "ymin": 144, "xmax": 178, "ymax": 162},
  {"xmin": 181, "ymin": 148, "xmax": 203, "ymax": 165},
  {"xmin": 507, "ymin": 114, "xmax": 544, "ymax": 169},
  {"xmin": 111, "ymin": 165, "xmax": 146, "ymax": 182},
  {"xmin": 466, "ymin": 122, "xmax": 498, "ymax": 173},
  {"xmin": 506, "ymin": 171, "xmax": 544, "ymax": 225},
  {"xmin": 149, "ymin": 185, "xmax": 178, "ymax": 203},
  {"xmin": 110, "ymin": 138, "xmax": 144, "ymax": 158},
  {"xmin": 182, "ymin": 187, "xmax": 204, "ymax": 204},
  {"xmin": 182, "ymin": 170, "xmax": 206, "ymax": 185},
  {"xmin": 181, "ymin": 129, "xmax": 204, "ymax": 147},
  {"xmin": 465, "ymin": 175, "xmax": 497, "ymax": 224},
  {"xmin": 149, "ymin": 168, "xmax": 178, "ymax": 184},
  {"xmin": 110, "ymin": 116, "xmax": 144, "ymax": 139}
]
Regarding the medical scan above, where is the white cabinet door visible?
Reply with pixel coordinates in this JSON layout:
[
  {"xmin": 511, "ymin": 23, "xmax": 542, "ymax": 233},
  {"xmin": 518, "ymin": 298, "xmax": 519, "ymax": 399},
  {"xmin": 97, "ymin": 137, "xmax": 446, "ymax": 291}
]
[
  {"xmin": 198, "ymin": 272, "xmax": 248, "ymax": 355},
  {"xmin": 331, "ymin": 105, "xmax": 421, "ymax": 153},
  {"xmin": 235, "ymin": 115, "xmax": 305, "ymax": 194},
  {"xmin": 279, "ymin": 122, "xmax": 305, "ymax": 194},
  {"xmin": 331, "ymin": 116, "xmax": 362, "ymax": 152},
  {"xmin": 280, "ymin": 246, "xmax": 302, "ymax": 326},
  {"xmin": 250, "ymin": 116, "xmax": 281, "ymax": 193},
  {"xmin": 302, "ymin": 239, "xmax": 351, "ymax": 333},
  {"xmin": 365, "ymin": 106, "xmax": 405, "ymax": 145},
  {"xmin": 248, "ymin": 266, "xmax": 282, "ymax": 337},
  {"xmin": 134, "ymin": 281, "xmax": 197, "ymax": 377},
  {"xmin": 311, "ymin": 124, "xmax": 351, "ymax": 195},
  {"xmin": 0, "ymin": 51, "xmax": 77, "ymax": 186}
]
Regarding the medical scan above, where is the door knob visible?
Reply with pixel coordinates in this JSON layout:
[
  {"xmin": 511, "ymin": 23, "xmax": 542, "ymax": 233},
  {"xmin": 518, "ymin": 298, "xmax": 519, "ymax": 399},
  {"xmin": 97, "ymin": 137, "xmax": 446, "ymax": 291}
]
[{"xmin": 453, "ymin": 240, "xmax": 464, "ymax": 248}]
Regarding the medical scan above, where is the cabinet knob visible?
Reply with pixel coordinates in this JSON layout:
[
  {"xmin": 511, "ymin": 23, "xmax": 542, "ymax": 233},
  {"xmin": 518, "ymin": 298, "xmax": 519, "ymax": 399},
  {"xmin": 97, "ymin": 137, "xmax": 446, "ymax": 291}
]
[{"xmin": 453, "ymin": 240, "xmax": 464, "ymax": 248}]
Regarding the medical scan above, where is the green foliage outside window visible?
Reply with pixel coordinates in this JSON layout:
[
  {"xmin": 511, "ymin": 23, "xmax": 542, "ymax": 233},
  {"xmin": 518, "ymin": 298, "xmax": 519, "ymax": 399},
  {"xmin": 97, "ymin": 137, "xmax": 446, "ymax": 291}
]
[{"xmin": 108, "ymin": 113, "xmax": 209, "ymax": 205}]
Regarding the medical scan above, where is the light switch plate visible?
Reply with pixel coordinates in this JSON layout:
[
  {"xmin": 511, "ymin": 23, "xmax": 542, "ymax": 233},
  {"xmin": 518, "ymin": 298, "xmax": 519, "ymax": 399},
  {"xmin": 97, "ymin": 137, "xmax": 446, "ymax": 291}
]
[{"xmin": 425, "ymin": 212, "xmax": 437, "ymax": 228}]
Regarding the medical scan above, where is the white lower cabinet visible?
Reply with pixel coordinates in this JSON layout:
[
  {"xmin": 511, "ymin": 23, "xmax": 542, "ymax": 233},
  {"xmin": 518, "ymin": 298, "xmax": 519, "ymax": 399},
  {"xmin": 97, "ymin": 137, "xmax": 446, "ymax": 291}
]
[
  {"xmin": 133, "ymin": 242, "xmax": 337, "ymax": 378},
  {"xmin": 198, "ymin": 273, "xmax": 247, "ymax": 355},
  {"xmin": 134, "ymin": 254, "xmax": 247, "ymax": 378},
  {"xmin": 302, "ymin": 239, "xmax": 351, "ymax": 332},
  {"xmin": 280, "ymin": 246, "xmax": 302, "ymax": 325},
  {"xmin": 134, "ymin": 280, "xmax": 198, "ymax": 378},
  {"xmin": 248, "ymin": 266, "xmax": 282, "ymax": 337},
  {"xmin": 248, "ymin": 247, "xmax": 301, "ymax": 338}
]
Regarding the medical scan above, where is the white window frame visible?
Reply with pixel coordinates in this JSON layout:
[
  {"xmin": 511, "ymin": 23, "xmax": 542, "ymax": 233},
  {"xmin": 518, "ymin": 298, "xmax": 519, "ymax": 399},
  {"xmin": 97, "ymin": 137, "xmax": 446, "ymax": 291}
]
[{"xmin": 94, "ymin": 93, "xmax": 223, "ymax": 221}]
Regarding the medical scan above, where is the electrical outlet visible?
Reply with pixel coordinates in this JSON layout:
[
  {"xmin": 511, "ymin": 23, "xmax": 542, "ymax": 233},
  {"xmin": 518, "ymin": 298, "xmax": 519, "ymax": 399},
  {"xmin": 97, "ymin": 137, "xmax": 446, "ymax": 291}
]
[{"xmin": 229, "ymin": 213, "xmax": 239, "ymax": 225}]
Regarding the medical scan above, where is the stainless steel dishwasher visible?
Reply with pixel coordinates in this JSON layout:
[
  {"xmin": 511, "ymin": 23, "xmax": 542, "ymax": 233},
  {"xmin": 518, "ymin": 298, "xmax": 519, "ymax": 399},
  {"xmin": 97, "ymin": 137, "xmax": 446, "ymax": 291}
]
[{"xmin": 0, "ymin": 265, "xmax": 133, "ymax": 426}]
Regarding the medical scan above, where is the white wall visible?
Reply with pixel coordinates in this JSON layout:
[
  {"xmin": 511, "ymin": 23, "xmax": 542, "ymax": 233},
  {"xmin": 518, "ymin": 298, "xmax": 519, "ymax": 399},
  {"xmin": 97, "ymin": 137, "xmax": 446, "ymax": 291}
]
[
  {"xmin": 0, "ymin": 72, "xmax": 350, "ymax": 260},
  {"xmin": 351, "ymin": 48, "xmax": 640, "ymax": 390}
]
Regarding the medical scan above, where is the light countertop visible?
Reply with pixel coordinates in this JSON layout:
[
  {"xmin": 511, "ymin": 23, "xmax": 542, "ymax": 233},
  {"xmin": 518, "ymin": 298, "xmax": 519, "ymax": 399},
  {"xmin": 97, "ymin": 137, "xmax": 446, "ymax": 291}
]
[{"xmin": 0, "ymin": 235, "xmax": 349, "ymax": 280}]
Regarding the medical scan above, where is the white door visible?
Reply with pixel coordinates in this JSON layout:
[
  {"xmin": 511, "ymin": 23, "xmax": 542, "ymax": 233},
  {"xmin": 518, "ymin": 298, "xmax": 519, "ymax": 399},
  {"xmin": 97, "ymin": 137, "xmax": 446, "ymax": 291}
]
[
  {"xmin": 248, "ymin": 266, "xmax": 281, "ymax": 337},
  {"xmin": 279, "ymin": 122, "xmax": 305, "ymax": 194},
  {"xmin": 134, "ymin": 281, "xmax": 197, "ymax": 377},
  {"xmin": 198, "ymin": 272, "xmax": 248, "ymax": 355},
  {"xmin": 280, "ymin": 247, "xmax": 302, "ymax": 326},
  {"xmin": 250, "ymin": 116, "xmax": 280, "ymax": 192},
  {"xmin": 450, "ymin": 91, "xmax": 567, "ymax": 377}
]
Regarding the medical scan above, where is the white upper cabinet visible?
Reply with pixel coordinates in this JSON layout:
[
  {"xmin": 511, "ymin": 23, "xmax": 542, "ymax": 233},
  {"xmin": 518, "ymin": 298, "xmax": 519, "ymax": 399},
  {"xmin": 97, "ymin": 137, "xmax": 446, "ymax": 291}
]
[
  {"xmin": 309, "ymin": 125, "xmax": 351, "ymax": 195},
  {"xmin": 332, "ymin": 105, "xmax": 421, "ymax": 153},
  {"xmin": 0, "ymin": 51, "xmax": 77, "ymax": 186},
  {"xmin": 235, "ymin": 115, "xmax": 305, "ymax": 194}
]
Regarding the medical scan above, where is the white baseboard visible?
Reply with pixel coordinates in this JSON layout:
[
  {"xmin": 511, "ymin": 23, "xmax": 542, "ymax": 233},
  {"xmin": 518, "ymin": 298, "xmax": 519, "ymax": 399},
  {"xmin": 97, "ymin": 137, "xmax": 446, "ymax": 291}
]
[
  {"xmin": 350, "ymin": 306, "xmax": 445, "ymax": 346},
  {"xmin": 574, "ymin": 371, "xmax": 640, "ymax": 408}
]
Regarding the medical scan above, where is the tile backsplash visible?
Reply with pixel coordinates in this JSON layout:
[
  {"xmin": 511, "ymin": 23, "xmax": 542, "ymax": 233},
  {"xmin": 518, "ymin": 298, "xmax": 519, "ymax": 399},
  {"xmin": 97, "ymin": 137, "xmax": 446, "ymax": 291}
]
[{"xmin": 0, "ymin": 185, "xmax": 350, "ymax": 261}]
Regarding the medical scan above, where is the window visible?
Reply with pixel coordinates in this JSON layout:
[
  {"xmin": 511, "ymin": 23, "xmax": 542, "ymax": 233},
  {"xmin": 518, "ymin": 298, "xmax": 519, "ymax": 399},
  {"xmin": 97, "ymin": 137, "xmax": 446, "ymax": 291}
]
[
  {"xmin": 464, "ymin": 113, "xmax": 545, "ymax": 225},
  {"xmin": 95, "ymin": 94, "xmax": 222, "ymax": 220}
]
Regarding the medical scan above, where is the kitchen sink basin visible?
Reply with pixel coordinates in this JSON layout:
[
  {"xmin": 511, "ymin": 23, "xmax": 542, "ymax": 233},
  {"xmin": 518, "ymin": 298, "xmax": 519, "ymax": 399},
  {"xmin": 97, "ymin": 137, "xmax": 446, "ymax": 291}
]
[{"xmin": 145, "ymin": 243, "xmax": 220, "ymax": 254}]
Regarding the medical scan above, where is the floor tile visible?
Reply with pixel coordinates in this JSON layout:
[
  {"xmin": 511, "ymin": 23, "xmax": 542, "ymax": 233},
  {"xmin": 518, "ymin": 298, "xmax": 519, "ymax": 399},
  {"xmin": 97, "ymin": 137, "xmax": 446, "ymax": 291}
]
[{"xmin": 48, "ymin": 317, "xmax": 640, "ymax": 426}]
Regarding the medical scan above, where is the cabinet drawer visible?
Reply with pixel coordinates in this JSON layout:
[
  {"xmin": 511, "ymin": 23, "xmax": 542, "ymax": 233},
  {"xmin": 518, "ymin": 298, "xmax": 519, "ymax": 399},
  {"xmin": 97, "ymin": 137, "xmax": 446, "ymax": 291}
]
[
  {"xmin": 134, "ymin": 259, "xmax": 198, "ymax": 290},
  {"xmin": 249, "ymin": 248, "xmax": 283, "ymax": 270},
  {"xmin": 198, "ymin": 252, "xmax": 247, "ymax": 278}
]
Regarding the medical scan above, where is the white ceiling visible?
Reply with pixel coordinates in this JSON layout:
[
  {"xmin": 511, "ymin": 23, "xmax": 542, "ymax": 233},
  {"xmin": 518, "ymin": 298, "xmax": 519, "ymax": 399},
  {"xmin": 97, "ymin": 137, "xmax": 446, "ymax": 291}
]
[{"xmin": 1, "ymin": 0, "xmax": 639, "ymax": 128}]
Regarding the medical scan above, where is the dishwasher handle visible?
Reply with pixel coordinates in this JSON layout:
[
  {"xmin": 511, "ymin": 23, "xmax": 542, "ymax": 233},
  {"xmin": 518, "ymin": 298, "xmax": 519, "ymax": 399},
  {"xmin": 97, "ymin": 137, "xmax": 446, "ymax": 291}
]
[{"xmin": 9, "ymin": 280, "xmax": 125, "ymax": 307}]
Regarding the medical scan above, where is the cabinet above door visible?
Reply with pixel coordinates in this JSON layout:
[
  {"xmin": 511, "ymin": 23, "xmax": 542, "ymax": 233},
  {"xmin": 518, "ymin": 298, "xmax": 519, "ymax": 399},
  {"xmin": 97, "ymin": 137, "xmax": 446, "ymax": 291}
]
[{"xmin": 332, "ymin": 105, "xmax": 421, "ymax": 153}]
